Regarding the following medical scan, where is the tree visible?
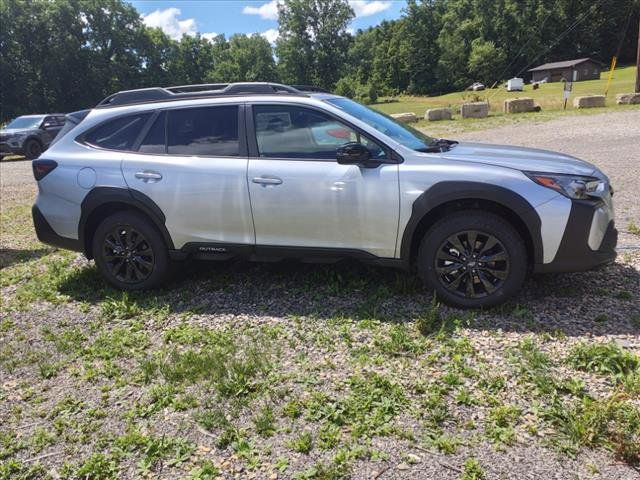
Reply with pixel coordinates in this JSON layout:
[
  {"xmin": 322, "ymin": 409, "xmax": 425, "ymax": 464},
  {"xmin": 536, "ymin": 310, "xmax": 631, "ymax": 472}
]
[
  {"xmin": 276, "ymin": 0, "xmax": 354, "ymax": 89},
  {"xmin": 467, "ymin": 38, "xmax": 506, "ymax": 85},
  {"xmin": 209, "ymin": 34, "xmax": 278, "ymax": 83}
]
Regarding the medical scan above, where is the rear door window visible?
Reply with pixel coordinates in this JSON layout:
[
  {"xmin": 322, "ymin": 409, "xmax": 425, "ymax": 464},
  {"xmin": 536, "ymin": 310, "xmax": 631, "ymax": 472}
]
[
  {"xmin": 167, "ymin": 106, "xmax": 239, "ymax": 157},
  {"xmin": 83, "ymin": 113, "xmax": 151, "ymax": 151},
  {"xmin": 138, "ymin": 112, "xmax": 166, "ymax": 154}
]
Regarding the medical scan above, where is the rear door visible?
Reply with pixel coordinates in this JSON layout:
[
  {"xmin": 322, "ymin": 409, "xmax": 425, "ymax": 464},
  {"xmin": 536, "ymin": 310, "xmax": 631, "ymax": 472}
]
[{"xmin": 120, "ymin": 104, "xmax": 254, "ymax": 250}]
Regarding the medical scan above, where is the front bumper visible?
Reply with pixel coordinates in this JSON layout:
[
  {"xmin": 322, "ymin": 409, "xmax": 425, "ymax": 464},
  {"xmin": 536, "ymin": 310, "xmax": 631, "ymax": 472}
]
[
  {"xmin": 0, "ymin": 142, "xmax": 24, "ymax": 155},
  {"xmin": 533, "ymin": 199, "xmax": 617, "ymax": 273},
  {"xmin": 32, "ymin": 205, "xmax": 83, "ymax": 252}
]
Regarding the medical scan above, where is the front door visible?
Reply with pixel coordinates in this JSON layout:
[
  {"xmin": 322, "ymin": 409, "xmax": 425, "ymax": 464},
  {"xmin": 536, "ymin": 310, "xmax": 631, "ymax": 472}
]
[
  {"xmin": 121, "ymin": 104, "xmax": 254, "ymax": 249},
  {"xmin": 247, "ymin": 104, "xmax": 399, "ymax": 258}
]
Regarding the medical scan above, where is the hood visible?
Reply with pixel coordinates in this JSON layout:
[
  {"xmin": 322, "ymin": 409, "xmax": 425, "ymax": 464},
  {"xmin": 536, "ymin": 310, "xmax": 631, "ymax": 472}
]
[
  {"xmin": 0, "ymin": 128, "xmax": 37, "ymax": 136},
  {"xmin": 440, "ymin": 141, "xmax": 598, "ymax": 176}
]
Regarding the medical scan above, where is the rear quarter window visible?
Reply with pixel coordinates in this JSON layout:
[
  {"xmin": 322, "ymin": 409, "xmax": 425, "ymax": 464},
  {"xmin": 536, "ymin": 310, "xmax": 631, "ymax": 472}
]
[{"xmin": 83, "ymin": 113, "xmax": 151, "ymax": 151}]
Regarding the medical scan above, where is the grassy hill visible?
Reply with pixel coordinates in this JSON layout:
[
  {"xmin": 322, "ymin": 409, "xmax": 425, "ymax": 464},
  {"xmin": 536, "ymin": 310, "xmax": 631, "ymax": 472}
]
[
  {"xmin": 371, "ymin": 66, "xmax": 639, "ymax": 136},
  {"xmin": 373, "ymin": 65, "xmax": 638, "ymax": 115}
]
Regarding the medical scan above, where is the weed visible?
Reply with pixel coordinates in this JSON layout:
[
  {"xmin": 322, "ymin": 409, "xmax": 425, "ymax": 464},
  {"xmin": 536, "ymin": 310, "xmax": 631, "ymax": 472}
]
[
  {"xmin": 0, "ymin": 459, "xmax": 47, "ymax": 480},
  {"xmin": 147, "ymin": 333, "xmax": 273, "ymax": 401},
  {"xmin": 544, "ymin": 394, "xmax": 640, "ymax": 464},
  {"xmin": 424, "ymin": 431, "xmax": 462, "ymax": 454},
  {"xmin": 74, "ymin": 453, "xmax": 120, "ymax": 479},
  {"xmin": 485, "ymin": 405, "xmax": 520, "ymax": 447},
  {"xmin": 317, "ymin": 423, "xmax": 341, "ymax": 450},
  {"xmin": 568, "ymin": 342, "xmax": 639, "ymax": 382},
  {"xmin": 188, "ymin": 460, "xmax": 220, "ymax": 479},
  {"xmin": 302, "ymin": 373, "xmax": 406, "ymax": 438},
  {"xmin": 374, "ymin": 323, "xmax": 425, "ymax": 356},
  {"xmin": 461, "ymin": 458, "xmax": 486, "ymax": 480},
  {"xmin": 283, "ymin": 398, "xmax": 304, "ymax": 418},
  {"xmin": 288, "ymin": 431, "xmax": 313, "ymax": 454},
  {"xmin": 628, "ymin": 221, "xmax": 640, "ymax": 236},
  {"xmin": 254, "ymin": 405, "xmax": 276, "ymax": 437},
  {"xmin": 100, "ymin": 292, "xmax": 142, "ymax": 320}
]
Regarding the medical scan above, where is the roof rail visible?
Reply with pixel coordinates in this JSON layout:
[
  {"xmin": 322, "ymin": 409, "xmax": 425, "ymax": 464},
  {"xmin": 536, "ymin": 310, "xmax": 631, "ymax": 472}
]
[
  {"xmin": 291, "ymin": 85, "xmax": 331, "ymax": 93},
  {"xmin": 96, "ymin": 82, "xmax": 306, "ymax": 108}
]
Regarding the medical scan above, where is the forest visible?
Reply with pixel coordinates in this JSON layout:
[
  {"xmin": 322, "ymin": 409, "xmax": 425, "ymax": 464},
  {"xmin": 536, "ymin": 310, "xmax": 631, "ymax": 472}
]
[{"xmin": 1, "ymin": 0, "xmax": 638, "ymax": 120}]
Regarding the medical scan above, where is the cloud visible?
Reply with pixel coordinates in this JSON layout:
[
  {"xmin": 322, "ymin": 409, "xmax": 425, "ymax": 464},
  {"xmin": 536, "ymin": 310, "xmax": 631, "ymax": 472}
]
[
  {"xmin": 348, "ymin": 1, "xmax": 391, "ymax": 17},
  {"xmin": 201, "ymin": 32, "xmax": 219, "ymax": 42},
  {"xmin": 141, "ymin": 8, "xmax": 197, "ymax": 40},
  {"xmin": 260, "ymin": 28, "xmax": 279, "ymax": 44},
  {"xmin": 242, "ymin": 0, "xmax": 279, "ymax": 20}
]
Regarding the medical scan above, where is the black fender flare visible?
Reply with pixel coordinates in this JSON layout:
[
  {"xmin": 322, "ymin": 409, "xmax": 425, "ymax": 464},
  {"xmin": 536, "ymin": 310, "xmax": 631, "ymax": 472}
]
[
  {"xmin": 399, "ymin": 181, "xmax": 543, "ymax": 264},
  {"xmin": 78, "ymin": 187, "xmax": 174, "ymax": 257}
]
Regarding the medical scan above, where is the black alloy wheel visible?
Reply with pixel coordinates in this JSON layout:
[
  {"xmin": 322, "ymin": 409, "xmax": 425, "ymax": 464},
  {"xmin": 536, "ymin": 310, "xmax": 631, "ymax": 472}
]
[
  {"xmin": 418, "ymin": 211, "xmax": 527, "ymax": 308},
  {"xmin": 435, "ymin": 230, "xmax": 509, "ymax": 299},
  {"xmin": 93, "ymin": 211, "xmax": 169, "ymax": 290},
  {"xmin": 103, "ymin": 226, "xmax": 155, "ymax": 284}
]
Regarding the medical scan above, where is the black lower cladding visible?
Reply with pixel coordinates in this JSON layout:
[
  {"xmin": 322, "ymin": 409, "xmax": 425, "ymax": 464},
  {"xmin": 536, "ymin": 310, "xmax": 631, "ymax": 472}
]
[
  {"xmin": 172, "ymin": 242, "xmax": 406, "ymax": 268},
  {"xmin": 534, "ymin": 199, "xmax": 617, "ymax": 273},
  {"xmin": 32, "ymin": 205, "xmax": 83, "ymax": 252}
]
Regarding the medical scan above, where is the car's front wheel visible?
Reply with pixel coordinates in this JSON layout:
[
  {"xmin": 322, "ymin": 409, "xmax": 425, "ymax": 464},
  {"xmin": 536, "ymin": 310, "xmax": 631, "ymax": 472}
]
[
  {"xmin": 24, "ymin": 139, "xmax": 43, "ymax": 160},
  {"xmin": 418, "ymin": 211, "xmax": 527, "ymax": 308},
  {"xmin": 92, "ymin": 211, "xmax": 169, "ymax": 290}
]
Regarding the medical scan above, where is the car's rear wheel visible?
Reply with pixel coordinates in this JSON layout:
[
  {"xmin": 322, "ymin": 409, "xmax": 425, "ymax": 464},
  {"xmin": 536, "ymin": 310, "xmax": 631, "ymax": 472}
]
[
  {"xmin": 24, "ymin": 139, "xmax": 43, "ymax": 160},
  {"xmin": 92, "ymin": 211, "xmax": 169, "ymax": 290},
  {"xmin": 418, "ymin": 211, "xmax": 527, "ymax": 308}
]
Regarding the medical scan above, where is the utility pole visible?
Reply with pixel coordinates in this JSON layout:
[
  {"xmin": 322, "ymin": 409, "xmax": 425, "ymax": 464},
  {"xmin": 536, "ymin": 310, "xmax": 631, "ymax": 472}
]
[{"xmin": 636, "ymin": 18, "xmax": 640, "ymax": 92}]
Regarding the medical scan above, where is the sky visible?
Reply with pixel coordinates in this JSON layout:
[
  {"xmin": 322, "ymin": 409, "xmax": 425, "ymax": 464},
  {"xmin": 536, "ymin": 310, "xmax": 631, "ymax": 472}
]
[{"xmin": 131, "ymin": 0, "xmax": 407, "ymax": 43}]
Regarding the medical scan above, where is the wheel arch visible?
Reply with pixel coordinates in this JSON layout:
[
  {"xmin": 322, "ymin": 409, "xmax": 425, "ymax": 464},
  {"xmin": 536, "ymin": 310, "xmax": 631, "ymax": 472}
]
[
  {"xmin": 400, "ymin": 181, "xmax": 543, "ymax": 267},
  {"xmin": 79, "ymin": 187, "xmax": 174, "ymax": 259}
]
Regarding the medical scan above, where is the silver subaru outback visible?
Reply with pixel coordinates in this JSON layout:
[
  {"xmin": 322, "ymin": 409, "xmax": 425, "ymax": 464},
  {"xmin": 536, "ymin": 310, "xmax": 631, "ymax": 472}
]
[{"xmin": 31, "ymin": 82, "xmax": 617, "ymax": 308}]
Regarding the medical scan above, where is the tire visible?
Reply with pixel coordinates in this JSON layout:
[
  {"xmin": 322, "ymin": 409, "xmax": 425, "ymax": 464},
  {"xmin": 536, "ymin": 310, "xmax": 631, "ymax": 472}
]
[
  {"xmin": 24, "ymin": 139, "xmax": 43, "ymax": 160},
  {"xmin": 417, "ymin": 211, "xmax": 527, "ymax": 308},
  {"xmin": 92, "ymin": 210, "xmax": 169, "ymax": 290}
]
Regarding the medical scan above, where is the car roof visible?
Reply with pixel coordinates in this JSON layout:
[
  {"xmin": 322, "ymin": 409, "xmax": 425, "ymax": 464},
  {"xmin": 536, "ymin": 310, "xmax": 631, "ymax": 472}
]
[
  {"xmin": 16, "ymin": 114, "xmax": 65, "ymax": 118},
  {"xmin": 95, "ymin": 82, "xmax": 334, "ymax": 109}
]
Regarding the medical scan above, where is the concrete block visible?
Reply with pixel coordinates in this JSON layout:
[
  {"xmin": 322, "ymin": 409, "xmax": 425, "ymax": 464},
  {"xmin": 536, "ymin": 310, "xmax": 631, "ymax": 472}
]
[
  {"xmin": 616, "ymin": 93, "xmax": 640, "ymax": 105},
  {"xmin": 461, "ymin": 102, "xmax": 489, "ymax": 119},
  {"xmin": 390, "ymin": 112, "xmax": 417, "ymax": 123},
  {"xmin": 573, "ymin": 95, "xmax": 605, "ymax": 109},
  {"xmin": 425, "ymin": 108, "xmax": 452, "ymax": 121},
  {"xmin": 504, "ymin": 97, "xmax": 535, "ymax": 114}
]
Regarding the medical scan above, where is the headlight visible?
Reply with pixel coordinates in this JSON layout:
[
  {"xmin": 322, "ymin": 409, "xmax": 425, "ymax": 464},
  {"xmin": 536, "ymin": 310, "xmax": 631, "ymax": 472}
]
[
  {"xmin": 525, "ymin": 172, "xmax": 606, "ymax": 200},
  {"xmin": 8, "ymin": 133, "xmax": 27, "ymax": 144}
]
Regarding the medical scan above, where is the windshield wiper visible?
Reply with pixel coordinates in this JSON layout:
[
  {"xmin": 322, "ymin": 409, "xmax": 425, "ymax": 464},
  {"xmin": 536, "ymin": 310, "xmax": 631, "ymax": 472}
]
[{"xmin": 416, "ymin": 138, "xmax": 459, "ymax": 153}]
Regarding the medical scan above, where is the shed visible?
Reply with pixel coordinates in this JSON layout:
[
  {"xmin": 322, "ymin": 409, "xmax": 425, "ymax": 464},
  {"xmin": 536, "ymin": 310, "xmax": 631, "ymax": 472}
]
[{"xmin": 527, "ymin": 58, "xmax": 602, "ymax": 83}]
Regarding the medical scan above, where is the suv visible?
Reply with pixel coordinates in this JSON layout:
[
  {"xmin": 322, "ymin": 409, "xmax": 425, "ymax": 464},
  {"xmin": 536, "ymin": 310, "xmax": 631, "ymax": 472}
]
[
  {"xmin": 31, "ymin": 83, "xmax": 617, "ymax": 308},
  {"xmin": 1, "ymin": 114, "xmax": 66, "ymax": 159}
]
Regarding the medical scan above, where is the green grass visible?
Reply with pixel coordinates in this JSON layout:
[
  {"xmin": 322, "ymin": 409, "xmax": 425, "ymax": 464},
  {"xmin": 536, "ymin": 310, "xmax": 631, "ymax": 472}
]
[
  {"xmin": 2, "ymin": 167, "xmax": 640, "ymax": 477},
  {"xmin": 568, "ymin": 342, "xmax": 639, "ymax": 383},
  {"xmin": 372, "ymin": 66, "xmax": 639, "ymax": 136},
  {"xmin": 374, "ymin": 66, "xmax": 637, "ymax": 115}
]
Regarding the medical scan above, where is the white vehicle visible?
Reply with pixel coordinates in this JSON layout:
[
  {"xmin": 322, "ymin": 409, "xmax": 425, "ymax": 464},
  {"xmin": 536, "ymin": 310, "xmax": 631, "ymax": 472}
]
[
  {"xmin": 32, "ymin": 83, "xmax": 617, "ymax": 308},
  {"xmin": 507, "ymin": 78, "xmax": 524, "ymax": 92},
  {"xmin": 468, "ymin": 82, "xmax": 486, "ymax": 91}
]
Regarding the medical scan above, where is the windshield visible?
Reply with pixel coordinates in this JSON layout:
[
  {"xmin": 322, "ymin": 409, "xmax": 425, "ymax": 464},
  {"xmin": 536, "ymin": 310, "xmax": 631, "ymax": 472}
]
[
  {"xmin": 6, "ymin": 116, "xmax": 44, "ymax": 129},
  {"xmin": 325, "ymin": 97, "xmax": 435, "ymax": 151}
]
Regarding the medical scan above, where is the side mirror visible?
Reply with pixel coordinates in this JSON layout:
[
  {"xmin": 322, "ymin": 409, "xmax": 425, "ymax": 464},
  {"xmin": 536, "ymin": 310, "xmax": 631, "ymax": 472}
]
[
  {"xmin": 337, "ymin": 142, "xmax": 370, "ymax": 165},
  {"xmin": 42, "ymin": 122, "xmax": 55, "ymax": 129}
]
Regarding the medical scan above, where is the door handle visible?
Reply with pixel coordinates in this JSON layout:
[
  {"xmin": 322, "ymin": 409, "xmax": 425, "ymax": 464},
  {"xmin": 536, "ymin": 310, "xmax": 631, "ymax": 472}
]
[
  {"xmin": 252, "ymin": 176, "xmax": 283, "ymax": 186},
  {"xmin": 135, "ymin": 171, "xmax": 162, "ymax": 182}
]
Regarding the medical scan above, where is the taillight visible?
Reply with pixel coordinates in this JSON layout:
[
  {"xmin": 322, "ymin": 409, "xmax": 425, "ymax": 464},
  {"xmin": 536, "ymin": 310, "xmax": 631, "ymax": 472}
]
[{"xmin": 32, "ymin": 159, "xmax": 58, "ymax": 181}]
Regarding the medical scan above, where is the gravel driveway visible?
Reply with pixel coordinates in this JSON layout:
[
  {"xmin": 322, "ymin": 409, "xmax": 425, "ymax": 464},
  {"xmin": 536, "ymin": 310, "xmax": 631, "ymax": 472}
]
[{"xmin": 1, "ymin": 110, "xmax": 639, "ymax": 480}]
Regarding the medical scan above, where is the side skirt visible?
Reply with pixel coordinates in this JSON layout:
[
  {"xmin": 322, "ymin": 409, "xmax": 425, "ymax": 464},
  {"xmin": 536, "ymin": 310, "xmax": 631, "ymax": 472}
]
[{"xmin": 169, "ymin": 243, "xmax": 408, "ymax": 270}]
